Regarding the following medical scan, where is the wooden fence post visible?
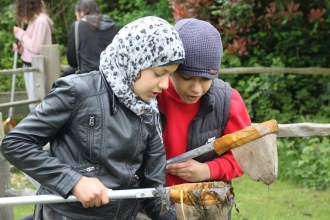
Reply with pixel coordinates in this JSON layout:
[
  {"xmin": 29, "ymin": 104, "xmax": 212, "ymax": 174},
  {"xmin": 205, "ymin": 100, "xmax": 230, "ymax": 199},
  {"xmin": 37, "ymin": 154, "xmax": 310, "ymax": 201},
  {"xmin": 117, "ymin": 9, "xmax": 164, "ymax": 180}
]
[
  {"xmin": 32, "ymin": 55, "xmax": 46, "ymax": 104},
  {"xmin": 39, "ymin": 44, "xmax": 61, "ymax": 94},
  {"xmin": 0, "ymin": 112, "xmax": 14, "ymax": 220},
  {"xmin": 0, "ymin": 112, "xmax": 4, "ymax": 142}
]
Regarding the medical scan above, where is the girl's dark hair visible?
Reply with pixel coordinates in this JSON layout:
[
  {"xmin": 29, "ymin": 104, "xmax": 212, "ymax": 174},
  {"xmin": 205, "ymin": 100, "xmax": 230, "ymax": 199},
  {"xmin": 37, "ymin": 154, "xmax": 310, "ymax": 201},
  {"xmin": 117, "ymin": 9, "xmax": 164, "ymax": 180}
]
[
  {"xmin": 15, "ymin": 0, "xmax": 47, "ymax": 27},
  {"xmin": 75, "ymin": 0, "xmax": 103, "ymax": 28},
  {"xmin": 75, "ymin": 0, "xmax": 100, "ymax": 15}
]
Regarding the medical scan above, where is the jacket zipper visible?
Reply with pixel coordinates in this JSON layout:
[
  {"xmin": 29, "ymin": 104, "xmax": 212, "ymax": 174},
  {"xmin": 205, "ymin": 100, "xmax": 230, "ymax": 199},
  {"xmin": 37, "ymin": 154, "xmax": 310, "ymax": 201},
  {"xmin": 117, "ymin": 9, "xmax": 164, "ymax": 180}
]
[
  {"xmin": 79, "ymin": 167, "xmax": 95, "ymax": 172},
  {"xmin": 89, "ymin": 116, "xmax": 95, "ymax": 157},
  {"xmin": 123, "ymin": 117, "xmax": 143, "ymax": 188},
  {"xmin": 79, "ymin": 165, "xmax": 99, "ymax": 173}
]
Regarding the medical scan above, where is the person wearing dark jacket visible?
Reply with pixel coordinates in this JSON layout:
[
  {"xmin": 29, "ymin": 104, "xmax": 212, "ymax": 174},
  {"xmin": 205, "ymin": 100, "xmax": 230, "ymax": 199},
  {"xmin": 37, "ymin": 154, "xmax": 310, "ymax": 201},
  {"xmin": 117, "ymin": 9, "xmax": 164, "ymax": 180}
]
[
  {"xmin": 1, "ymin": 16, "xmax": 185, "ymax": 220},
  {"xmin": 63, "ymin": 0, "xmax": 119, "ymax": 76}
]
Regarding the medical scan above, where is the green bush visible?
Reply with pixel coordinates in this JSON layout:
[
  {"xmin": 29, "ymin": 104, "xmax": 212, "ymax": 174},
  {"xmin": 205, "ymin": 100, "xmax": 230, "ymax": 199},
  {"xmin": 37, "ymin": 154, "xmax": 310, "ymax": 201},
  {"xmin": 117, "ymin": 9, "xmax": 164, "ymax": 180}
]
[
  {"xmin": 277, "ymin": 137, "xmax": 330, "ymax": 189},
  {"xmin": 0, "ymin": 3, "xmax": 17, "ymax": 70},
  {"xmin": 108, "ymin": 0, "xmax": 173, "ymax": 27}
]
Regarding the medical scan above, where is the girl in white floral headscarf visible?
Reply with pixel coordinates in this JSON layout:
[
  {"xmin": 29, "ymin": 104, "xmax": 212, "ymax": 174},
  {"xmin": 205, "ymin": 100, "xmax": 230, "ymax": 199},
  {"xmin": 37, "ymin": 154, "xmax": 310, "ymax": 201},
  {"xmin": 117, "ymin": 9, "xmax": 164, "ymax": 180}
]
[
  {"xmin": 100, "ymin": 16, "xmax": 184, "ymax": 116},
  {"xmin": 100, "ymin": 16, "xmax": 185, "ymax": 143},
  {"xmin": 1, "ymin": 16, "xmax": 184, "ymax": 220}
]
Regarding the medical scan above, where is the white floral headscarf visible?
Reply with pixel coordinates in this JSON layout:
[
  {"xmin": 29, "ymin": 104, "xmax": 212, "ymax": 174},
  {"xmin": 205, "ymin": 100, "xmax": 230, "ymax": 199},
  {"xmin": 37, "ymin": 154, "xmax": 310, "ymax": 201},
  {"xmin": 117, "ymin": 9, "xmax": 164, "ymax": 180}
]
[{"xmin": 99, "ymin": 16, "xmax": 185, "ymax": 116}]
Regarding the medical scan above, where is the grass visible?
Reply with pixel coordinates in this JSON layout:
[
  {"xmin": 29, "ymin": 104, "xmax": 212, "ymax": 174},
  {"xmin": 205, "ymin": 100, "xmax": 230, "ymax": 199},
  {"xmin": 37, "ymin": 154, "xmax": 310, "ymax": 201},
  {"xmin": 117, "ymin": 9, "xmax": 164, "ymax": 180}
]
[
  {"xmin": 10, "ymin": 170, "xmax": 35, "ymax": 220},
  {"xmin": 231, "ymin": 174, "xmax": 330, "ymax": 220},
  {"xmin": 14, "ymin": 206, "xmax": 34, "ymax": 220},
  {"xmin": 9, "ymin": 170, "xmax": 330, "ymax": 220}
]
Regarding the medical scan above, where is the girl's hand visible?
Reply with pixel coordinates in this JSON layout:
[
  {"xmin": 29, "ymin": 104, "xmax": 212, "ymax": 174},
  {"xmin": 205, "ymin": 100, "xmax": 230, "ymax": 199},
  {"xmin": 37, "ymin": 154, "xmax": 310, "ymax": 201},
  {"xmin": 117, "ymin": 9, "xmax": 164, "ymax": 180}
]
[
  {"xmin": 13, "ymin": 26, "xmax": 21, "ymax": 35},
  {"xmin": 166, "ymin": 159, "xmax": 211, "ymax": 182},
  {"xmin": 12, "ymin": 42, "xmax": 22, "ymax": 52},
  {"xmin": 71, "ymin": 176, "xmax": 111, "ymax": 208},
  {"xmin": 12, "ymin": 43, "xmax": 18, "ymax": 52}
]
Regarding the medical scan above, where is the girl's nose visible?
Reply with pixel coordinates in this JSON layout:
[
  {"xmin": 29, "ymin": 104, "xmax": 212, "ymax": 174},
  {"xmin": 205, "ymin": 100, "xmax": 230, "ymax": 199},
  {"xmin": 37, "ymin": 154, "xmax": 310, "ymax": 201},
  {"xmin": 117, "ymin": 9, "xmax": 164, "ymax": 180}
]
[
  {"xmin": 158, "ymin": 77, "xmax": 169, "ymax": 90},
  {"xmin": 190, "ymin": 81, "xmax": 202, "ymax": 93}
]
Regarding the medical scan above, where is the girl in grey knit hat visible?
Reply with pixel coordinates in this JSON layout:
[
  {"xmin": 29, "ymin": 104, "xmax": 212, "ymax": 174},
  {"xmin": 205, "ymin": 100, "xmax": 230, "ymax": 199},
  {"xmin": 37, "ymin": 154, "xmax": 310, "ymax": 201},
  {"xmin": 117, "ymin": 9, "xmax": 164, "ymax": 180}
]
[{"xmin": 158, "ymin": 18, "xmax": 252, "ymax": 220}]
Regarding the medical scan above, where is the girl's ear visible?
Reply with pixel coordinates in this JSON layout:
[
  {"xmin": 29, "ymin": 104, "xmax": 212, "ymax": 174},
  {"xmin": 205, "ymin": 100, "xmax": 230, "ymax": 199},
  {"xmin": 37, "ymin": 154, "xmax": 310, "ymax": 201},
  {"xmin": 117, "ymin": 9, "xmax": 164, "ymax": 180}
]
[{"xmin": 136, "ymin": 71, "xmax": 141, "ymax": 80}]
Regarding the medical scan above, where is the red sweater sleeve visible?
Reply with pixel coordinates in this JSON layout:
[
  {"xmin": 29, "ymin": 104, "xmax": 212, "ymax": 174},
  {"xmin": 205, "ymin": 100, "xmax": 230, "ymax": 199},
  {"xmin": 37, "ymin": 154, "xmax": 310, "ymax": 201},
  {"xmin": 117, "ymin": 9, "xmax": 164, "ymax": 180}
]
[{"xmin": 206, "ymin": 88, "xmax": 251, "ymax": 181}]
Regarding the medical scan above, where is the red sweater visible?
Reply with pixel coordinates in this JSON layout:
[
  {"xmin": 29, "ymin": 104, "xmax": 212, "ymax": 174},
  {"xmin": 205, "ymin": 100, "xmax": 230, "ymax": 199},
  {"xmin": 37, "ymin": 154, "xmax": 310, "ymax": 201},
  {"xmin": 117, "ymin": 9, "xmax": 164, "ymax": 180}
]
[{"xmin": 158, "ymin": 81, "xmax": 251, "ymax": 186}]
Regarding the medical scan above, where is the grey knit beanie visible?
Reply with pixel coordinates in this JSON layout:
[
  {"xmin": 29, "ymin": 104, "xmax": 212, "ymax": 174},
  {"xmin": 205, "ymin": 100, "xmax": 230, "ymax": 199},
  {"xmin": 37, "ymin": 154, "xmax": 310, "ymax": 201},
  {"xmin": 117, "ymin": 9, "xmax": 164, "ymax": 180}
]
[{"xmin": 174, "ymin": 18, "xmax": 222, "ymax": 80}]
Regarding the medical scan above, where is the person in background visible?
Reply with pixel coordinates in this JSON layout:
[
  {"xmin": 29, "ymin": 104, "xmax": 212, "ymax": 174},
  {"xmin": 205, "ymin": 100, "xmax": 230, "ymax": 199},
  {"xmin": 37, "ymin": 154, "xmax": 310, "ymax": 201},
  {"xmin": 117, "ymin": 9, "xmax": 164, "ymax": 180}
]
[
  {"xmin": 158, "ymin": 18, "xmax": 252, "ymax": 219},
  {"xmin": 62, "ymin": 0, "xmax": 120, "ymax": 76},
  {"xmin": 12, "ymin": 0, "xmax": 53, "ymax": 112},
  {"xmin": 1, "ymin": 16, "xmax": 185, "ymax": 220}
]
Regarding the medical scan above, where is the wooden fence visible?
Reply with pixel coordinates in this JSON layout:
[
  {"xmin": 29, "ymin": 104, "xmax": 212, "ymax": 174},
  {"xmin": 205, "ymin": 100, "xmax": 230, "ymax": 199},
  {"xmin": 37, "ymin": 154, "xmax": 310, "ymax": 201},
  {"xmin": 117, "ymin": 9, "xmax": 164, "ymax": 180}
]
[
  {"xmin": 218, "ymin": 67, "xmax": 330, "ymax": 75},
  {"xmin": 0, "ymin": 45, "xmax": 61, "ymax": 110},
  {"xmin": 0, "ymin": 45, "xmax": 60, "ymax": 220},
  {"xmin": 1, "ymin": 51, "xmax": 330, "ymax": 219}
]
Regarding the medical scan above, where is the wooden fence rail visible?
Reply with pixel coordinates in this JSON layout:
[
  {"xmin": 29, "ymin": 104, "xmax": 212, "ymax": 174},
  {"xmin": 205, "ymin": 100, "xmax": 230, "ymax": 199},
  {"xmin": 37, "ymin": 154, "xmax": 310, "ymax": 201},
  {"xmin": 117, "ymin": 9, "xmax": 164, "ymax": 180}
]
[
  {"xmin": 0, "ymin": 98, "xmax": 41, "ymax": 109},
  {"xmin": 0, "ymin": 67, "xmax": 39, "ymax": 76},
  {"xmin": 0, "ymin": 56, "xmax": 45, "ymax": 110},
  {"xmin": 0, "ymin": 45, "xmax": 61, "ymax": 111},
  {"xmin": 249, "ymin": 123, "xmax": 330, "ymax": 137},
  {"xmin": 218, "ymin": 67, "xmax": 330, "ymax": 75},
  {"xmin": 277, "ymin": 123, "xmax": 330, "ymax": 137}
]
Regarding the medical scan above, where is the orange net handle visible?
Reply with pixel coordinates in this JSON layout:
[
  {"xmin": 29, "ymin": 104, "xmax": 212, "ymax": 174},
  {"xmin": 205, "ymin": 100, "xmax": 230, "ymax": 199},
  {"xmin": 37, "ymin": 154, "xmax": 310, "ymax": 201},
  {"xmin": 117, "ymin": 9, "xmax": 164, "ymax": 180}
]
[{"xmin": 214, "ymin": 119, "xmax": 279, "ymax": 156}]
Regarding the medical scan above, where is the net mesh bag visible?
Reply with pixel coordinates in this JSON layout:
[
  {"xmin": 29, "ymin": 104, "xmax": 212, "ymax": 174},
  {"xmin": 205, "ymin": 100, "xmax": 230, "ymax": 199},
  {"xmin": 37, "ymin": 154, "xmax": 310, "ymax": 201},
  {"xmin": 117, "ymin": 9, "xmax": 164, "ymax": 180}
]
[
  {"xmin": 165, "ymin": 182, "xmax": 235, "ymax": 220},
  {"xmin": 232, "ymin": 133, "xmax": 278, "ymax": 186},
  {"xmin": 214, "ymin": 119, "xmax": 279, "ymax": 186}
]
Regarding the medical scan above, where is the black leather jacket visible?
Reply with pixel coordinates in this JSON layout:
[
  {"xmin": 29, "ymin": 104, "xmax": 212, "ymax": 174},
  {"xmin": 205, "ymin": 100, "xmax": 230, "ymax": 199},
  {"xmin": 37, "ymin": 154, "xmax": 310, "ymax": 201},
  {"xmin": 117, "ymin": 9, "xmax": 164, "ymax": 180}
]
[{"xmin": 1, "ymin": 71, "xmax": 166, "ymax": 219}]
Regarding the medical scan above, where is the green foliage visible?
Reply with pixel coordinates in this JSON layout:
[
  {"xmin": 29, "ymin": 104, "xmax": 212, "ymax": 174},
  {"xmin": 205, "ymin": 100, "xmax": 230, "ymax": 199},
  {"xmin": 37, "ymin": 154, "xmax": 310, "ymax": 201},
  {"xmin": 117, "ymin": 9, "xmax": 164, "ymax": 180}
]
[
  {"xmin": 0, "ymin": 74, "xmax": 26, "ymax": 92},
  {"xmin": 45, "ymin": 0, "xmax": 76, "ymax": 51},
  {"xmin": 0, "ymin": 3, "xmax": 17, "ymax": 70},
  {"xmin": 209, "ymin": 1, "xmax": 330, "ymax": 189},
  {"xmin": 0, "ymin": 3, "xmax": 26, "ymax": 92},
  {"xmin": 108, "ymin": 0, "xmax": 173, "ymax": 27},
  {"xmin": 221, "ymin": 50, "xmax": 242, "ymax": 68},
  {"xmin": 220, "ymin": 56, "xmax": 330, "ymax": 124},
  {"xmin": 170, "ymin": 0, "xmax": 330, "ymax": 66},
  {"xmin": 14, "ymin": 206, "xmax": 34, "ymax": 220},
  {"xmin": 294, "ymin": 137, "xmax": 330, "ymax": 189},
  {"xmin": 213, "ymin": 0, "xmax": 255, "ymax": 42},
  {"xmin": 251, "ymin": 28, "xmax": 329, "ymax": 68},
  {"xmin": 216, "ymin": 0, "xmax": 330, "ymax": 124},
  {"xmin": 277, "ymin": 137, "xmax": 330, "ymax": 190}
]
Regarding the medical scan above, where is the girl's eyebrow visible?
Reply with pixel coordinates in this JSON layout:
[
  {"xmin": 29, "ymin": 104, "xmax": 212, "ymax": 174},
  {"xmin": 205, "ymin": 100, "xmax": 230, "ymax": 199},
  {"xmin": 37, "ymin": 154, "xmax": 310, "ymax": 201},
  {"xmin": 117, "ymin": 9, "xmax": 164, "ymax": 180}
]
[
  {"xmin": 160, "ymin": 67, "xmax": 170, "ymax": 72},
  {"xmin": 162, "ymin": 66, "xmax": 179, "ymax": 73},
  {"xmin": 181, "ymin": 74, "xmax": 192, "ymax": 79}
]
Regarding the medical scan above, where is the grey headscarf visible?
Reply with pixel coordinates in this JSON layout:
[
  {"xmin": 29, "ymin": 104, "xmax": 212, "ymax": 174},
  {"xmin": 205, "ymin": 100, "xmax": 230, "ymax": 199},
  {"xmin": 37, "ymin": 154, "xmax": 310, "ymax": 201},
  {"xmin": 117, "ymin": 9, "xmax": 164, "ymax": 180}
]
[{"xmin": 99, "ymin": 16, "xmax": 185, "ymax": 117}]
